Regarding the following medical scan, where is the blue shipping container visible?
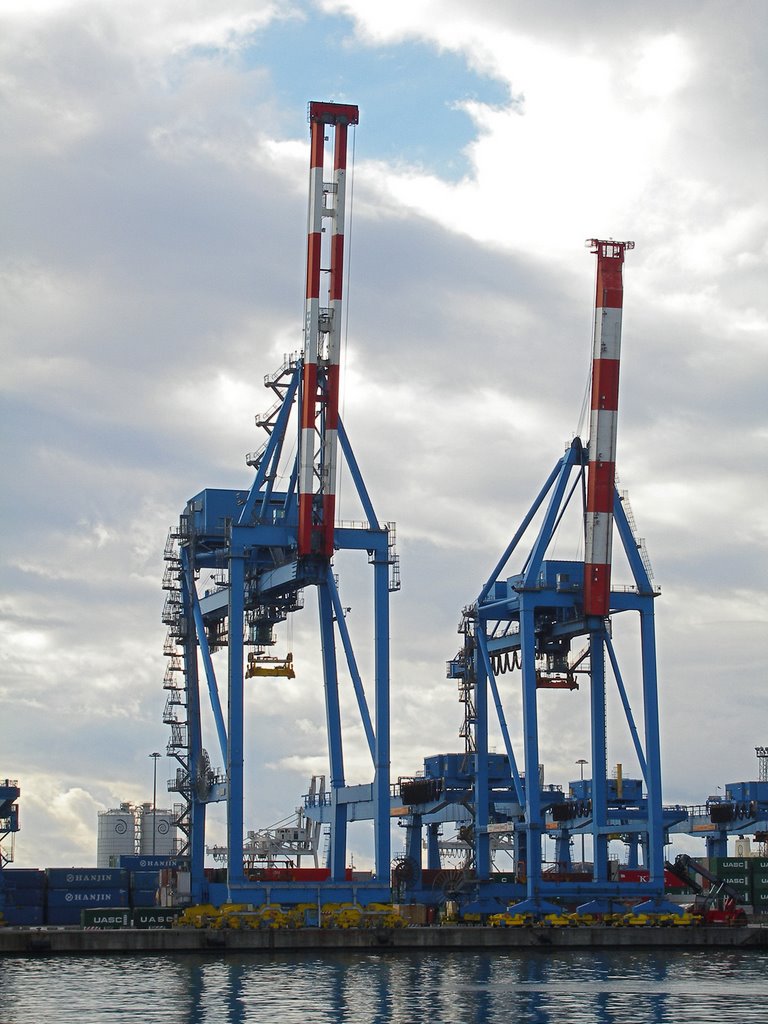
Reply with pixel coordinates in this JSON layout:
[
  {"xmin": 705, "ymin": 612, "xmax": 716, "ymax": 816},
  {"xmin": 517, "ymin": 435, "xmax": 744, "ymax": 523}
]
[
  {"xmin": 130, "ymin": 889, "xmax": 158, "ymax": 907},
  {"xmin": 47, "ymin": 888, "xmax": 129, "ymax": 909},
  {"xmin": 2, "ymin": 888, "xmax": 45, "ymax": 907},
  {"xmin": 2, "ymin": 906, "xmax": 45, "ymax": 927},
  {"xmin": 0, "ymin": 869, "xmax": 47, "ymax": 889},
  {"xmin": 119, "ymin": 855, "xmax": 183, "ymax": 871},
  {"xmin": 46, "ymin": 868, "xmax": 128, "ymax": 889},
  {"xmin": 46, "ymin": 905, "xmax": 85, "ymax": 926},
  {"xmin": 130, "ymin": 870, "xmax": 161, "ymax": 889}
]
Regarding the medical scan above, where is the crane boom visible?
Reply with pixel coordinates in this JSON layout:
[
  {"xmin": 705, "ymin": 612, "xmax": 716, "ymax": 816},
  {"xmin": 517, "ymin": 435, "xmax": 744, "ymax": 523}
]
[{"xmin": 584, "ymin": 238, "xmax": 634, "ymax": 616}]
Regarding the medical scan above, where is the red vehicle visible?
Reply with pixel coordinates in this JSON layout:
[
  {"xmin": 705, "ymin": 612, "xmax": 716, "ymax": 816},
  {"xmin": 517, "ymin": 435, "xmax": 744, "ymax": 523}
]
[{"xmin": 665, "ymin": 855, "xmax": 748, "ymax": 925}]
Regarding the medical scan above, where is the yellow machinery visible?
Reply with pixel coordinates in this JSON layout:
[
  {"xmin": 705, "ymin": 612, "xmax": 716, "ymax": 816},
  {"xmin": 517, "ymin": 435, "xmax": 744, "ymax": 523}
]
[{"xmin": 245, "ymin": 652, "xmax": 295, "ymax": 679}]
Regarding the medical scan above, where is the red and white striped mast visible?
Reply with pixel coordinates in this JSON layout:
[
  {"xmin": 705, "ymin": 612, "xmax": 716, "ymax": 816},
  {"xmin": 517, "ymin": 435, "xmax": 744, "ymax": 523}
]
[
  {"xmin": 298, "ymin": 101, "xmax": 359, "ymax": 558},
  {"xmin": 583, "ymin": 238, "xmax": 634, "ymax": 616}
]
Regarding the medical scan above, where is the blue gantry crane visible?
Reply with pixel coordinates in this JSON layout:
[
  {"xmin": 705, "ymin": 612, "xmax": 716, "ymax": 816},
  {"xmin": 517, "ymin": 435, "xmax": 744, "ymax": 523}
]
[
  {"xmin": 161, "ymin": 102, "xmax": 399, "ymax": 906},
  {"xmin": 395, "ymin": 241, "xmax": 684, "ymax": 916}
]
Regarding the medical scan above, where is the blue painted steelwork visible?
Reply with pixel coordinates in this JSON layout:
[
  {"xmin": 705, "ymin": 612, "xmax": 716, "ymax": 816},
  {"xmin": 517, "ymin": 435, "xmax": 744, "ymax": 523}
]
[
  {"xmin": 668, "ymin": 774, "xmax": 768, "ymax": 857},
  {"xmin": 461, "ymin": 440, "xmax": 676, "ymax": 914},
  {"xmin": 0, "ymin": 779, "xmax": 20, "ymax": 868},
  {"xmin": 159, "ymin": 104, "xmax": 397, "ymax": 905},
  {"xmin": 161, "ymin": 359, "xmax": 397, "ymax": 900},
  {"xmin": 393, "ymin": 429, "xmax": 691, "ymax": 914},
  {"xmin": 164, "ymin": 360, "xmax": 397, "ymax": 902}
]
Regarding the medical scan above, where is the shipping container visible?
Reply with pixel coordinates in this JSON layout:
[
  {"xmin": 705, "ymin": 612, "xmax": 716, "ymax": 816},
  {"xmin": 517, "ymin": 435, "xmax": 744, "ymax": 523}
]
[
  {"xmin": 130, "ymin": 888, "xmax": 158, "ymax": 907},
  {"xmin": 615, "ymin": 867, "xmax": 693, "ymax": 892},
  {"xmin": 1, "ymin": 888, "xmax": 45, "ymax": 907},
  {"xmin": 720, "ymin": 876, "xmax": 753, "ymax": 892},
  {"xmin": 242, "ymin": 866, "xmax": 353, "ymax": 883},
  {"xmin": 1, "ymin": 905, "xmax": 45, "ymax": 927},
  {"xmin": 81, "ymin": 908, "xmax": 131, "ymax": 928},
  {"xmin": 119, "ymin": 855, "xmax": 184, "ymax": 871},
  {"xmin": 131, "ymin": 907, "xmax": 179, "ymax": 928},
  {"xmin": 711, "ymin": 857, "xmax": 751, "ymax": 873},
  {"xmin": 0, "ymin": 869, "xmax": 46, "ymax": 889},
  {"xmin": 46, "ymin": 868, "xmax": 128, "ymax": 889},
  {"xmin": 46, "ymin": 887, "xmax": 129, "ymax": 908},
  {"xmin": 130, "ymin": 870, "xmax": 161, "ymax": 890},
  {"xmin": 46, "ymin": 905, "xmax": 85, "ymax": 926}
]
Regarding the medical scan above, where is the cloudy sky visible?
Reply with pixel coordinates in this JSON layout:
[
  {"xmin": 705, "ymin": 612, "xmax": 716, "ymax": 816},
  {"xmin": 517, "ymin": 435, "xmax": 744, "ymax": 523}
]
[{"xmin": 1, "ymin": 0, "xmax": 766, "ymax": 871}]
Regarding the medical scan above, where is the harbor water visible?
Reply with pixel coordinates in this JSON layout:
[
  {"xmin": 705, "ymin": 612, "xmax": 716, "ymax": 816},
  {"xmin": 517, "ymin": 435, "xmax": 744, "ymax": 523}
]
[{"xmin": 1, "ymin": 948, "xmax": 767, "ymax": 1023}]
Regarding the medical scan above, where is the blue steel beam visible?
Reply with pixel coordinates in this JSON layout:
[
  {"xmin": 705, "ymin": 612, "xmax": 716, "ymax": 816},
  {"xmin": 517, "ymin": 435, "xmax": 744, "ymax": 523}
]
[
  {"xmin": 318, "ymin": 580, "xmax": 348, "ymax": 880},
  {"xmin": 518, "ymin": 603, "xmax": 544, "ymax": 897},
  {"xmin": 182, "ymin": 548, "xmax": 228, "ymax": 765},
  {"xmin": 372, "ymin": 533, "xmax": 392, "ymax": 881},
  {"xmin": 237, "ymin": 368, "xmax": 300, "ymax": 527},
  {"xmin": 474, "ymin": 643, "xmax": 491, "ymax": 878},
  {"xmin": 326, "ymin": 566, "xmax": 376, "ymax": 760},
  {"xmin": 476, "ymin": 628, "xmax": 524, "ymax": 804},
  {"xmin": 589, "ymin": 629, "xmax": 609, "ymax": 883},
  {"xmin": 338, "ymin": 418, "xmax": 380, "ymax": 528},
  {"xmin": 605, "ymin": 633, "xmax": 648, "ymax": 783},
  {"xmin": 613, "ymin": 489, "xmax": 655, "ymax": 594},
  {"xmin": 180, "ymin": 566, "xmax": 206, "ymax": 903},
  {"xmin": 226, "ymin": 544, "xmax": 246, "ymax": 890},
  {"xmin": 638, "ymin": 595, "xmax": 665, "ymax": 889},
  {"xmin": 522, "ymin": 441, "xmax": 582, "ymax": 589},
  {"xmin": 478, "ymin": 453, "xmax": 568, "ymax": 604}
]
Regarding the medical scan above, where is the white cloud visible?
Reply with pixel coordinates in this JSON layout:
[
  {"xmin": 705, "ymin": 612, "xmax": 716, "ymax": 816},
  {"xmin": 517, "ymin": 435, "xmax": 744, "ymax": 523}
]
[{"xmin": 1, "ymin": 0, "xmax": 766, "ymax": 872}]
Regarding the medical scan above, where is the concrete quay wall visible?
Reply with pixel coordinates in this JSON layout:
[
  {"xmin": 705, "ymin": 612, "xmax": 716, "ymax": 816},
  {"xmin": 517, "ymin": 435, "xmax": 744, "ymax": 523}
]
[{"xmin": 1, "ymin": 925, "xmax": 767, "ymax": 955}]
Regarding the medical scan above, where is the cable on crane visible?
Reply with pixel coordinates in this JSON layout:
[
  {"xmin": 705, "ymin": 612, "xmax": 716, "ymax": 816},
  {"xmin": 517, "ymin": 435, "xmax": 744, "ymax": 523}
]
[{"xmin": 491, "ymin": 650, "xmax": 521, "ymax": 675}]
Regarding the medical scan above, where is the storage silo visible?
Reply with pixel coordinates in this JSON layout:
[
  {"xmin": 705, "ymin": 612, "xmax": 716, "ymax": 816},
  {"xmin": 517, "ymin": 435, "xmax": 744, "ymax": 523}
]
[
  {"xmin": 139, "ymin": 804, "xmax": 176, "ymax": 857},
  {"xmin": 97, "ymin": 804, "xmax": 136, "ymax": 868}
]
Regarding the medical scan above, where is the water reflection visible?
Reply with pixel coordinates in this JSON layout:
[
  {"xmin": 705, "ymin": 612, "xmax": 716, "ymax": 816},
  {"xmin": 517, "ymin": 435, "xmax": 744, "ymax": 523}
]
[
  {"xmin": 2, "ymin": 949, "xmax": 768, "ymax": 1024},
  {"xmin": 168, "ymin": 949, "xmax": 768, "ymax": 1024}
]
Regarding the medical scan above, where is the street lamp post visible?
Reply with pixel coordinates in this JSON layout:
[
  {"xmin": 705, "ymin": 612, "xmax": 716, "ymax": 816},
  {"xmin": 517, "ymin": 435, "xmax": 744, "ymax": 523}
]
[
  {"xmin": 576, "ymin": 759, "xmax": 588, "ymax": 865},
  {"xmin": 149, "ymin": 752, "xmax": 161, "ymax": 856}
]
